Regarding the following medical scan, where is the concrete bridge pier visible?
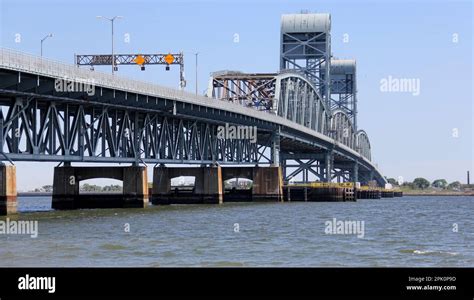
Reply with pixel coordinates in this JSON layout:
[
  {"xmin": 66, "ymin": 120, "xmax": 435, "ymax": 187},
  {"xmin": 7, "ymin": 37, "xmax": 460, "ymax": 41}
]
[
  {"xmin": 151, "ymin": 166, "xmax": 223, "ymax": 205},
  {"xmin": 152, "ymin": 165, "xmax": 283, "ymax": 204},
  {"xmin": 251, "ymin": 167, "xmax": 283, "ymax": 202},
  {"xmin": 221, "ymin": 166, "xmax": 283, "ymax": 202},
  {"xmin": 0, "ymin": 165, "xmax": 17, "ymax": 215},
  {"xmin": 52, "ymin": 165, "xmax": 148, "ymax": 210}
]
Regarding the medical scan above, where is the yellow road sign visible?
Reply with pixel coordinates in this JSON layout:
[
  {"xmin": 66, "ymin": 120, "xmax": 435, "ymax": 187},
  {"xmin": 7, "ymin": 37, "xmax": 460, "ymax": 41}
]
[
  {"xmin": 134, "ymin": 55, "xmax": 145, "ymax": 65},
  {"xmin": 164, "ymin": 54, "xmax": 175, "ymax": 64}
]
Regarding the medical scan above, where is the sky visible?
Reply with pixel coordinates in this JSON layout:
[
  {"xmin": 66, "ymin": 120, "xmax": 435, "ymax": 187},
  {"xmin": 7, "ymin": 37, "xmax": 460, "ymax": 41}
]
[{"xmin": 0, "ymin": 0, "xmax": 472, "ymax": 190}]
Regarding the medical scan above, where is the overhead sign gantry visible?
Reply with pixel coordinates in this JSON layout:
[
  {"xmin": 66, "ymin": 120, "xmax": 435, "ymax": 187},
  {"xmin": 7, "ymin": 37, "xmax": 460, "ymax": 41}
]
[{"xmin": 75, "ymin": 53, "xmax": 186, "ymax": 89}]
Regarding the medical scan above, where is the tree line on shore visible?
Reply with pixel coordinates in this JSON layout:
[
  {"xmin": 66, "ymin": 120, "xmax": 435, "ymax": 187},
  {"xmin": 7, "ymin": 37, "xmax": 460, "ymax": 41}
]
[
  {"xmin": 29, "ymin": 178, "xmax": 470, "ymax": 193},
  {"xmin": 31, "ymin": 184, "xmax": 123, "ymax": 193},
  {"xmin": 385, "ymin": 178, "xmax": 464, "ymax": 190}
]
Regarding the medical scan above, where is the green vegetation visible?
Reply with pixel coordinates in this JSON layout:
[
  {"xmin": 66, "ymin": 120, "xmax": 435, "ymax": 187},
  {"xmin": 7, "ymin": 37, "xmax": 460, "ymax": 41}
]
[
  {"xmin": 30, "ymin": 184, "xmax": 123, "ymax": 193},
  {"xmin": 33, "ymin": 185, "xmax": 53, "ymax": 193},
  {"xmin": 80, "ymin": 184, "xmax": 122, "ymax": 192},
  {"xmin": 385, "ymin": 177, "xmax": 473, "ymax": 195},
  {"xmin": 432, "ymin": 179, "xmax": 448, "ymax": 189},
  {"xmin": 224, "ymin": 179, "xmax": 253, "ymax": 190},
  {"xmin": 447, "ymin": 181, "xmax": 461, "ymax": 190},
  {"xmin": 413, "ymin": 177, "xmax": 430, "ymax": 189},
  {"xmin": 387, "ymin": 178, "xmax": 398, "ymax": 186}
]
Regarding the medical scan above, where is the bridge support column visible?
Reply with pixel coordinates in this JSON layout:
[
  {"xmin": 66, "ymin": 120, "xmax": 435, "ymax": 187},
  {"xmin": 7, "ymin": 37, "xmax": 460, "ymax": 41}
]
[
  {"xmin": 270, "ymin": 129, "xmax": 281, "ymax": 167},
  {"xmin": 202, "ymin": 166, "xmax": 223, "ymax": 204},
  {"xmin": 52, "ymin": 166, "xmax": 148, "ymax": 210},
  {"xmin": 122, "ymin": 167, "xmax": 149, "ymax": 208},
  {"xmin": 324, "ymin": 151, "xmax": 333, "ymax": 182},
  {"xmin": 151, "ymin": 166, "xmax": 223, "ymax": 205},
  {"xmin": 151, "ymin": 166, "xmax": 170, "ymax": 205},
  {"xmin": 0, "ymin": 165, "xmax": 17, "ymax": 215},
  {"xmin": 252, "ymin": 166, "xmax": 283, "ymax": 202},
  {"xmin": 52, "ymin": 166, "xmax": 76, "ymax": 209},
  {"xmin": 352, "ymin": 163, "xmax": 359, "ymax": 183},
  {"xmin": 350, "ymin": 163, "xmax": 359, "ymax": 201}
]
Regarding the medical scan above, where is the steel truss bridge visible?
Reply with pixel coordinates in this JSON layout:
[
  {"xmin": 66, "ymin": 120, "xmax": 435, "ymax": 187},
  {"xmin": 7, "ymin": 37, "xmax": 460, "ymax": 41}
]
[{"xmin": 0, "ymin": 13, "xmax": 386, "ymax": 186}]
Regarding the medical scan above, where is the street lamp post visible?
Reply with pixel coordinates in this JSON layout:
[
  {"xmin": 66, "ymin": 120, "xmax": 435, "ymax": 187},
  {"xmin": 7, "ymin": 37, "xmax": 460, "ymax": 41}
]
[
  {"xmin": 40, "ymin": 33, "xmax": 53, "ymax": 57},
  {"xmin": 97, "ymin": 15, "xmax": 123, "ymax": 74},
  {"xmin": 195, "ymin": 52, "xmax": 199, "ymax": 95}
]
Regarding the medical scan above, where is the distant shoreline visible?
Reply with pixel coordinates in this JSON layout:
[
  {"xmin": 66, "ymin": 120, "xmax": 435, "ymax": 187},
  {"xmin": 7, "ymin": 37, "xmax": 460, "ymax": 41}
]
[
  {"xmin": 18, "ymin": 192, "xmax": 121, "ymax": 197},
  {"xmin": 18, "ymin": 192, "xmax": 474, "ymax": 197},
  {"xmin": 403, "ymin": 192, "xmax": 474, "ymax": 196},
  {"xmin": 18, "ymin": 192, "xmax": 52, "ymax": 197}
]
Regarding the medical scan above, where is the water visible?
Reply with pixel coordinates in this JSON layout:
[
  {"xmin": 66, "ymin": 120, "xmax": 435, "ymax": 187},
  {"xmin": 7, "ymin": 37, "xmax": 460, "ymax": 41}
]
[{"xmin": 1, "ymin": 196, "xmax": 473, "ymax": 267}]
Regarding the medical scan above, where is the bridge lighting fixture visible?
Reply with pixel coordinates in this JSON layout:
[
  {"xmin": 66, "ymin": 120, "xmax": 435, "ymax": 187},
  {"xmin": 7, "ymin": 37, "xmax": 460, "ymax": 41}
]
[
  {"xmin": 96, "ymin": 15, "xmax": 123, "ymax": 75},
  {"xmin": 40, "ymin": 33, "xmax": 53, "ymax": 57}
]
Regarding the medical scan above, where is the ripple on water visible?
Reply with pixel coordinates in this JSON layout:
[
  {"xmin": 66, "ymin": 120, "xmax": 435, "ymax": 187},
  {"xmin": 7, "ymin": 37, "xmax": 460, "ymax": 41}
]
[
  {"xmin": 399, "ymin": 249, "xmax": 459, "ymax": 256},
  {"xmin": 160, "ymin": 250, "xmax": 177, "ymax": 258},
  {"xmin": 99, "ymin": 244, "xmax": 127, "ymax": 251},
  {"xmin": 201, "ymin": 261, "xmax": 245, "ymax": 267}
]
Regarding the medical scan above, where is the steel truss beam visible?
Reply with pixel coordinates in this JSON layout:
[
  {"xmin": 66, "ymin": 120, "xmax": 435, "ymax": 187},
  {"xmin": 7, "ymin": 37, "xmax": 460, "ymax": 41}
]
[
  {"xmin": 282, "ymin": 158, "xmax": 326, "ymax": 183},
  {"xmin": 208, "ymin": 72, "xmax": 276, "ymax": 112},
  {"xmin": 0, "ymin": 97, "xmax": 261, "ymax": 164}
]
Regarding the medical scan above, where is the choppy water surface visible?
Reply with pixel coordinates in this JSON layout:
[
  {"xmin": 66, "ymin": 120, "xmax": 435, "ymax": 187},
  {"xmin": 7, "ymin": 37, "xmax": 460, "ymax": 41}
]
[{"xmin": 1, "ymin": 196, "xmax": 473, "ymax": 267}]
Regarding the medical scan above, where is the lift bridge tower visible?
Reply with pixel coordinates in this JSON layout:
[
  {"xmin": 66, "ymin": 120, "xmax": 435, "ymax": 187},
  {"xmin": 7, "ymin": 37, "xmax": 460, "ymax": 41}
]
[
  {"xmin": 280, "ymin": 13, "xmax": 358, "ymax": 130},
  {"xmin": 280, "ymin": 13, "xmax": 332, "ymax": 107},
  {"xmin": 328, "ymin": 59, "xmax": 358, "ymax": 130}
]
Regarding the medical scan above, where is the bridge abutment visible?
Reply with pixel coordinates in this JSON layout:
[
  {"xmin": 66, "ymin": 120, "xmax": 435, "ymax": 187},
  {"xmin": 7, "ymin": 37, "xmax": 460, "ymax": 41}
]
[
  {"xmin": 0, "ymin": 165, "xmax": 17, "ymax": 215},
  {"xmin": 52, "ymin": 166, "xmax": 149, "ymax": 210}
]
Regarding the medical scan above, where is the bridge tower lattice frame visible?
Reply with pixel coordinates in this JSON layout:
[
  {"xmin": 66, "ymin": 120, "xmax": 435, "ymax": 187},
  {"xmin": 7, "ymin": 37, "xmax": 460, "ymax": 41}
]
[
  {"xmin": 280, "ymin": 13, "xmax": 332, "ymax": 107},
  {"xmin": 329, "ymin": 59, "xmax": 358, "ymax": 130}
]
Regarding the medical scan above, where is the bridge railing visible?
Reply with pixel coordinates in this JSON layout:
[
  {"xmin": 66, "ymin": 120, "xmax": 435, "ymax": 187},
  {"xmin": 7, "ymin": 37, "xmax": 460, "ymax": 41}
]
[{"xmin": 0, "ymin": 47, "xmax": 208, "ymax": 105}]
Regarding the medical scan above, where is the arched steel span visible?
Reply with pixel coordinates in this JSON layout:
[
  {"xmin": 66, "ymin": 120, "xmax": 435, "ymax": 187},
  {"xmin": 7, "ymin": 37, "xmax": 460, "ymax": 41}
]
[
  {"xmin": 208, "ymin": 71, "xmax": 330, "ymax": 135},
  {"xmin": 274, "ymin": 72, "xmax": 330, "ymax": 135},
  {"xmin": 330, "ymin": 109, "xmax": 356, "ymax": 150},
  {"xmin": 356, "ymin": 130, "xmax": 371, "ymax": 161},
  {"xmin": 209, "ymin": 71, "xmax": 373, "ymax": 161}
]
